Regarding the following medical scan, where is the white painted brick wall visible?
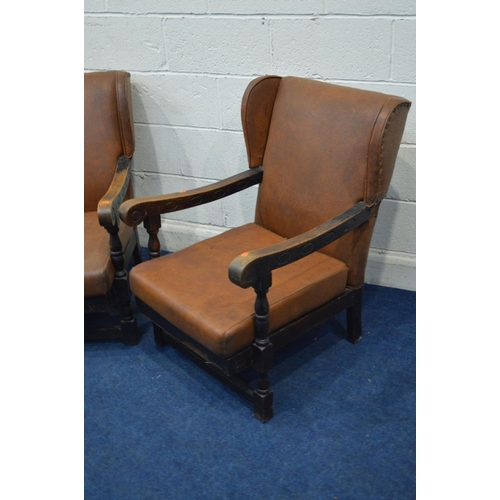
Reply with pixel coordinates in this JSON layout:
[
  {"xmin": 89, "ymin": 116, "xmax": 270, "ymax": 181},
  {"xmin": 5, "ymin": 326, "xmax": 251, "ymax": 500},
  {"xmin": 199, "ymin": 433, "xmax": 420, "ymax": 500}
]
[
  {"xmin": 271, "ymin": 18, "xmax": 393, "ymax": 80},
  {"xmin": 85, "ymin": 17, "xmax": 167, "ymax": 70},
  {"xmin": 164, "ymin": 18, "xmax": 272, "ymax": 75},
  {"xmin": 84, "ymin": 1, "xmax": 416, "ymax": 289}
]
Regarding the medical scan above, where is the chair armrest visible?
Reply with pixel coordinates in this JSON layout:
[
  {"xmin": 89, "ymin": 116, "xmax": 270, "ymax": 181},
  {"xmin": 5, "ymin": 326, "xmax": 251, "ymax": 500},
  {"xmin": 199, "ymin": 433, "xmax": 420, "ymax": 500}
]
[
  {"xmin": 119, "ymin": 166, "xmax": 263, "ymax": 227},
  {"xmin": 97, "ymin": 155, "xmax": 132, "ymax": 228},
  {"xmin": 229, "ymin": 201, "xmax": 373, "ymax": 288}
]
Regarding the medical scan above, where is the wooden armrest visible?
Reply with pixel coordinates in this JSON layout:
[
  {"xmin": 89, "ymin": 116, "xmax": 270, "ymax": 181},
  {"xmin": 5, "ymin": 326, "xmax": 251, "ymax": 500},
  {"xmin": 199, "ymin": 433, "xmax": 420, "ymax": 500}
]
[
  {"xmin": 228, "ymin": 201, "xmax": 373, "ymax": 288},
  {"xmin": 97, "ymin": 156, "xmax": 132, "ymax": 228},
  {"xmin": 119, "ymin": 166, "xmax": 263, "ymax": 227}
]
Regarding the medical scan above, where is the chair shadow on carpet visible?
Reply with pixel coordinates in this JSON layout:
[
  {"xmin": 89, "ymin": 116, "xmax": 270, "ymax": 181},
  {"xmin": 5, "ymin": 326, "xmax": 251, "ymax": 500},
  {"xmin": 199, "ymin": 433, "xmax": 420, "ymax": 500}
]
[
  {"xmin": 85, "ymin": 280, "xmax": 414, "ymax": 419},
  {"xmin": 125, "ymin": 311, "xmax": 352, "ymax": 417}
]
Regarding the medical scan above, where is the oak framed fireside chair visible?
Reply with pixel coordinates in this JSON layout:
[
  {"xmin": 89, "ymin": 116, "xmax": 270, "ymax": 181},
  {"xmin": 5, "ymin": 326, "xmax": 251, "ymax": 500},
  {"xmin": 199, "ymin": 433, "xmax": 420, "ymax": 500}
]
[
  {"xmin": 119, "ymin": 76, "xmax": 411, "ymax": 421},
  {"xmin": 84, "ymin": 71, "xmax": 142, "ymax": 345}
]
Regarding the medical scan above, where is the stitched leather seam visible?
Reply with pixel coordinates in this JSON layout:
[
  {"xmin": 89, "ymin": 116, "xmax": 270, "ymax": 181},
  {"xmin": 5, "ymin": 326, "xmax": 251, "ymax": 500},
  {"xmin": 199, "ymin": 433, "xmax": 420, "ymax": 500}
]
[{"xmin": 365, "ymin": 98, "xmax": 390, "ymax": 206}]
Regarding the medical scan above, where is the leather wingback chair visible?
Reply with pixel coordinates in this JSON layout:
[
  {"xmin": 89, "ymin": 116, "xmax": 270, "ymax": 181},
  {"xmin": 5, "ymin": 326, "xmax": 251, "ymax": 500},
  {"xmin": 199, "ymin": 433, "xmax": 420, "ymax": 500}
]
[
  {"xmin": 119, "ymin": 76, "xmax": 411, "ymax": 420},
  {"xmin": 84, "ymin": 70, "xmax": 142, "ymax": 345}
]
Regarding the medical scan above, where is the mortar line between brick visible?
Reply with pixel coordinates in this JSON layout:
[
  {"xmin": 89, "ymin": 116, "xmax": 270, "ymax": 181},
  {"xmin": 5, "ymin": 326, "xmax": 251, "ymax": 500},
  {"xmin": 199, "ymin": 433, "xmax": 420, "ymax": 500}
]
[
  {"xmin": 383, "ymin": 198, "xmax": 416, "ymax": 206},
  {"xmin": 268, "ymin": 19, "xmax": 273, "ymax": 71},
  {"xmin": 85, "ymin": 13, "xmax": 416, "ymax": 20},
  {"xmin": 134, "ymin": 123, "xmax": 244, "ymax": 134},
  {"xmin": 173, "ymin": 130, "xmax": 184, "ymax": 176},
  {"xmin": 390, "ymin": 20, "xmax": 395, "ymax": 81},
  {"xmin": 128, "ymin": 70, "xmax": 416, "ymax": 86},
  {"xmin": 215, "ymin": 79, "xmax": 223, "ymax": 129},
  {"xmin": 133, "ymin": 171, "xmax": 239, "ymax": 184},
  {"xmin": 161, "ymin": 17, "xmax": 169, "ymax": 70}
]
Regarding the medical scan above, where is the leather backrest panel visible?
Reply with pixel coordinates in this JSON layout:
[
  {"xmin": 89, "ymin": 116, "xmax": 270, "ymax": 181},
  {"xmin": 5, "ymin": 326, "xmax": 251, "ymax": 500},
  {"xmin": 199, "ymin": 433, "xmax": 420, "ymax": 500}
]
[{"xmin": 252, "ymin": 76, "xmax": 410, "ymax": 287}]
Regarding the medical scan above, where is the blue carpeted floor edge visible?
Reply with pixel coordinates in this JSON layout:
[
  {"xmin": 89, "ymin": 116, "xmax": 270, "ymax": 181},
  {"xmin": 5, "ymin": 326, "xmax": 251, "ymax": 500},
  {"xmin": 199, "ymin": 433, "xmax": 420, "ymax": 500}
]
[{"xmin": 85, "ymin": 283, "xmax": 415, "ymax": 500}]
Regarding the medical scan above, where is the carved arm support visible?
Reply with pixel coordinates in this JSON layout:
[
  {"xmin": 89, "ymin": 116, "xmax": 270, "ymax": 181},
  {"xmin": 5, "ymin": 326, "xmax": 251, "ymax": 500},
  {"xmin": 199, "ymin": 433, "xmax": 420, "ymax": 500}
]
[
  {"xmin": 229, "ymin": 201, "xmax": 373, "ymax": 289},
  {"xmin": 119, "ymin": 167, "xmax": 263, "ymax": 228},
  {"xmin": 96, "ymin": 156, "xmax": 134, "ymax": 311},
  {"xmin": 97, "ymin": 155, "xmax": 132, "ymax": 229}
]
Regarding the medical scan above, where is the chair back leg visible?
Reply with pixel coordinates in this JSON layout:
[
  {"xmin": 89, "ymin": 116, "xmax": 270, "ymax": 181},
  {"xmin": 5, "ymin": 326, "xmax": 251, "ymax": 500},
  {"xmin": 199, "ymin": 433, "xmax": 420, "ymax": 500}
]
[
  {"xmin": 109, "ymin": 226, "xmax": 140, "ymax": 345},
  {"xmin": 346, "ymin": 287, "xmax": 363, "ymax": 344}
]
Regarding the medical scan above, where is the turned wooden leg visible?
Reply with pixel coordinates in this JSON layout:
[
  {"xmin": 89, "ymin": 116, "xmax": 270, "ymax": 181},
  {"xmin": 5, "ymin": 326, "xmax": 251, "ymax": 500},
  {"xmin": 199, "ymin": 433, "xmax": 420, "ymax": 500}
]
[
  {"xmin": 120, "ymin": 314, "xmax": 140, "ymax": 346},
  {"xmin": 108, "ymin": 227, "xmax": 140, "ymax": 345},
  {"xmin": 252, "ymin": 272, "xmax": 274, "ymax": 423},
  {"xmin": 346, "ymin": 287, "xmax": 363, "ymax": 344},
  {"xmin": 145, "ymin": 216, "xmax": 168, "ymax": 347},
  {"xmin": 132, "ymin": 229, "xmax": 143, "ymax": 265}
]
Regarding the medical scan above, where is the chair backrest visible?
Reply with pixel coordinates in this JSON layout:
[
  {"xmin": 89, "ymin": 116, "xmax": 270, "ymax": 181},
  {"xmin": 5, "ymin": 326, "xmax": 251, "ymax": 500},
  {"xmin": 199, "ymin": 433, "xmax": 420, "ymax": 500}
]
[
  {"xmin": 242, "ymin": 76, "xmax": 410, "ymax": 288},
  {"xmin": 84, "ymin": 71, "xmax": 135, "ymax": 212}
]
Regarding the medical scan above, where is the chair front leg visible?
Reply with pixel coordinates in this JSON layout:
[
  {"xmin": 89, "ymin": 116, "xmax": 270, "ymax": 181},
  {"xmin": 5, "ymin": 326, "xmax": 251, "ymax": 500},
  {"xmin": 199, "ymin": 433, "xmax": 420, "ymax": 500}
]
[
  {"xmin": 143, "ymin": 215, "xmax": 168, "ymax": 347},
  {"xmin": 108, "ymin": 226, "xmax": 139, "ymax": 345},
  {"xmin": 252, "ymin": 272, "xmax": 274, "ymax": 422}
]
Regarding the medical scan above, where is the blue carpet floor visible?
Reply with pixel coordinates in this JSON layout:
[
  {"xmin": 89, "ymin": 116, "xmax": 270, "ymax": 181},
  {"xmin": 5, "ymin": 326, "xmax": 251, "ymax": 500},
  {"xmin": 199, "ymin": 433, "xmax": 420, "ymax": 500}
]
[{"xmin": 85, "ymin": 284, "xmax": 415, "ymax": 499}]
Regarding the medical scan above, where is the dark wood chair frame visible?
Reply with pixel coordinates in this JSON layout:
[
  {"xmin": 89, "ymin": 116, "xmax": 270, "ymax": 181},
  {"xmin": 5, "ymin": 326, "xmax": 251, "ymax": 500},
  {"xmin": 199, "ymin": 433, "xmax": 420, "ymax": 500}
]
[
  {"xmin": 120, "ymin": 166, "xmax": 374, "ymax": 421},
  {"xmin": 85, "ymin": 155, "xmax": 142, "ymax": 345}
]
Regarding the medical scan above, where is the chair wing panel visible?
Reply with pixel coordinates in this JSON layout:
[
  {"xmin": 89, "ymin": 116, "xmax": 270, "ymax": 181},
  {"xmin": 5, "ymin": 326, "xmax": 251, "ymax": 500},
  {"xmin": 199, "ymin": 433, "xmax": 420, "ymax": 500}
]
[
  {"xmin": 115, "ymin": 71, "xmax": 135, "ymax": 160},
  {"xmin": 84, "ymin": 71, "xmax": 135, "ymax": 212},
  {"xmin": 241, "ymin": 75, "xmax": 282, "ymax": 168}
]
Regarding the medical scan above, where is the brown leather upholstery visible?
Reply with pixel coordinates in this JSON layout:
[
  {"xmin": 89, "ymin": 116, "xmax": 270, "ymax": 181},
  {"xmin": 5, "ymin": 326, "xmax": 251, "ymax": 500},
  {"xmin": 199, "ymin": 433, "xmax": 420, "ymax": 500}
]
[
  {"xmin": 84, "ymin": 71, "xmax": 135, "ymax": 213},
  {"xmin": 84, "ymin": 70, "xmax": 136, "ymax": 298},
  {"xmin": 119, "ymin": 74, "xmax": 410, "ymax": 420},
  {"xmin": 130, "ymin": 223, "xmax": 348, "ymax": 358},
  {"xmin": 129, "ymin": 75, "xmax": 409, "ymax": 357},
  {"xmin": 84, "ymin": 70, "xmax": 141, "ymax": 344},
  {"xmin": 84, "ymin": 211, "xmax": 134, "ymax": 296},
  {"xmin": 251, "ymin": 77, "xmax": 410, "ymax": 288}
]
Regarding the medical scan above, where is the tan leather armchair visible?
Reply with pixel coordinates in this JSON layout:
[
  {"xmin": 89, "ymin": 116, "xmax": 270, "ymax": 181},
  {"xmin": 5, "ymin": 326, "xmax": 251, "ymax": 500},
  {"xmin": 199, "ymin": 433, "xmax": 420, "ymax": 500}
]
[
  {"xmin": 119, "ymin": 76, "xmax": 411, "ymax": 420},
  {"xmin": 84, "ymin": 71, "xmax": 142, "ymax": 345}
]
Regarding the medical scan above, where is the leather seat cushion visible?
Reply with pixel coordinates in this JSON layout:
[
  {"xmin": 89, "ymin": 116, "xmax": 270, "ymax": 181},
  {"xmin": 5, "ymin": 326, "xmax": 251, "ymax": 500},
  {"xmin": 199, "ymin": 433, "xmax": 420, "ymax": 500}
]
[
  {"xmin": 84, "ymin": 211, "xmax": 134, "ymax": 296},
  {"xmin": 130, "ymin": 223, "xmax": 348, "ymax": 358}
]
